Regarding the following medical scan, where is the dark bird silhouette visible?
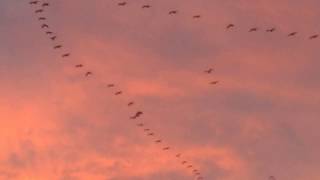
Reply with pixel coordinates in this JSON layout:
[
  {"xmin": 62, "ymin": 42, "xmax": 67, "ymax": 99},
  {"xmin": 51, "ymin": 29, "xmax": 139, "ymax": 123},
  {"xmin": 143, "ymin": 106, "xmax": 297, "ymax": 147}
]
[
  {"xmin": 288, "ymin": 32, "xmax": 297, "ymax": 37},
  {"xmin": 182, "ymin": 161, "xmax": 187, "ymax": 164},
  {"xmin": 249, "ymin": 27, "xmax": 258, "ymax": 32},
  {"xmin": 226, "ymin": 24, "xmax": 235, "ymax": 29},
  {"xmin": 309, "ymin": 34, "xmax": 319, "ymax": 39},
  {"xmin": 266, "ymin": 28, "xmax": 276, "ymax": 32},
  {"xmin": 187, "ymin": 165, "xmax": 193, "ymax": 168},
  {"xmin": 210, "ymin": 81, "xmax": 219, "ymax": 85},
  {"xmin": 269, "ymin": 176, "xmax": 276, "ymax": 180},
  {"xmin": 204, "ymin": 68, "xmax": 213, "ymax": 74},
  {"xmin": 46, "ymin": 31, "xmax": 53, "ymax": 35},
  {"xmin": 118, "ymin": 2, "xmax": 127, "ymax": 6},
  {"xmin": 75, "ymin": 64, "xmax": 83, "ymax": 68},
  {"xmin": 144, "ymin": 128, "xmax": 150, "ymax": 132},
  {"xmin": 128, "ymin": 102, "xmax": 134, "ymax": 106},
  {"xmin": 137, "ymin": 123, "xmax": 144, "ymax": 127},
  {"xmin": 29, "ymin": 1, "xmax": 39, "ymax": 5},
  {"xmin": 53, "ymin": 45, "xmax": 62, "ymax": 49},
  {"xmin": 35, "ymin": 9, "xmax": 43, "ymax": 13},
  {"xmin": 142, "ymin": 5, "xmax": 151, "ymax": 8},
  {"xmin": 62, "ymin": 53, "xmax": 70, "ymax": 58},
  {"xmin": 107, "ymin": 84, "xmax": 115, "ymax": 88},
  {"xmin": 147, "ymin": 132, "xmax": 154, "ymax": 136},
  {"xmin": 41, "ymin": 24, "xmax": 49, "ymax": 28},
  {"xmin": 193, "ymin": 169, "xmax": 198, "ymax": 173},
  {"xmin": 163, "ymin": 147, "xmax": 170, "ymax": 150},
  {"xmin": 155, "ymin": 140, "xmax": 162, "ymax": 143},
  {"xmin": 193, "ymin": 15, "xmax": 201, "ymax": 19},
  {"xmin": 115, "ymin": 91, "xmax": 122, "ymax": 95},
  {"xmin": 38, "ymin": 17, "xmax": 46, "ymax": 21},
  {"xmin": 169, "ymin": 10, "xmax": 178, "ymax": 15},
  {"xmin": 130, "ymin": 111, "xmax": 143, "ymax": 119},
  {"xmin": 176, "ymin": 154, "xmax": 181, "ymax": 158},
  {"xmin": 42, "ymin": 3, "xmax": 49, "ymax": 7},
  {"xmin": 50, "ymin": 36, "xmax": 57, "ymax": 41},
  {"xmin": 85, "ymin": 72, "xmax": 92, "ymax": 77}
]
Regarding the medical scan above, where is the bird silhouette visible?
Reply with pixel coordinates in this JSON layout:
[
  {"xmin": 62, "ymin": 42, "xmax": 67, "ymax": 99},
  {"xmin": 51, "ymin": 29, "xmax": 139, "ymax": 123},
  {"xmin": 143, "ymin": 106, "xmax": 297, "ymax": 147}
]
[
  {"xmin": 62, "ymin": 53, "xmax": 70, "ymax": 58},
  {"xmin": 118, "ymin": 2, "xmax": 127, "ymax": 6},
  {"xmin": 163, "ymin": 147, "xmax": 170, "ymax": 150},
  {"xmin": 42, "ymin": 3, "xmax": 49, "ymax": 7},
  {"xmin": 144, "ymin": 128, "xmax": 150, "ymax": 132},
  {"xmin": 35, "ymin": 9, "xmax": 43, "ymax": 13},
  {"xmin": 41, "ymin": 24, "xmax": 49, "ymax": 28},
  {"xmin": 187, "ymin": 165, "xmax": 193, "ymax": 168},
  {"xmin": 29, "ymin": 1, "xmax": 39, "ymax": 5},
  {"xmin": 226, "ymin": 24, "xmax": 235, "ymax": 29},
  {"xmin": 115, "ymin": 91, "xmax": 122, "ymax": 95},
  {"xmin": 193, "ymin": 15, "xmax": 201, "ymax": 19},
  {"xmin": 309, "ymin": 34, "xmax": 319, "ymax": 39},
  {"xmin": 53, "ymin": 45, "xmax": 62, "ymax": 49},
  {"xmin": 142, "ymin": 5, "xmax": 151, "ymax": 8},
  {"xmin": 85, "ymin": 72, "xmax": 92, "ymax": 77},
  {"xmin": 210, "ymin": 81, "xmax": 219, "ymax": 85},
  {"xmin": 288, "ymin": 32, "xmax": 297, "ymax": 37},
  {"xmin": 155, "ymin": 140, "xmax": 162, "ymax": 143},
  {"xmin": 50, "ymin": 36, "xmax": 57, "ymax": 41},
  {"xmin": 249, "ymin": 27, "xmax": 258, "ymax": 32},
  {"xmin": 204, "ymin": 68, "xmax": 213, "ymax": 74},
  {"xmin": 169, "ymin": 10, "xmax": 178, "ymax": 15},
  {"xmin": 147, "ymin": 132, "xmax": 155, "ymax": 136},
  {"xmin": 182, "ymin": 161, "xmax": 187, "ymax": 164},
  {"xmin": 130, "ymin": 111, "xmax": 143, "ymax": 119},
  {"xmin": 46, "ymin": 31, "xmax": 53, "ymax": 35},
  {"xmin": 75, "ymin": 64, "xmax": 83, "ymax": 68},
  {"xmin": 128, "ymin": 102, "xmax": 134, "ymax": 106},
  {"xmin": 266, "ymin": 28, "xmax": 276, "ymax": 32},
  {"xmin": 269, "ymin": 176, "xmax": 276, "ymax": 180},
  {"xmin": 137, "ymin": 123, "xmax": 144, "ymax": 127},
  {"xmin": 176, "ymin": 154, "xmax": 181, "ymax": 158},
  {"xmin": 38, "ymin": 17, "xmax": 46, "ymax": 20},
  {"xmin": 107, "ymin": 84, "xmax": 115, "ymax": 88}
]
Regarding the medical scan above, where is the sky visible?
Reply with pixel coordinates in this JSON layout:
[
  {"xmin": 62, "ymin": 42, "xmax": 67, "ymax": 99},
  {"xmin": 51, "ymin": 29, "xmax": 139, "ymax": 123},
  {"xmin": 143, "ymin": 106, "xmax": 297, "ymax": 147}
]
[{"xmin": 1, "ymin": 0, "xmax": 320, "ymax": 179}]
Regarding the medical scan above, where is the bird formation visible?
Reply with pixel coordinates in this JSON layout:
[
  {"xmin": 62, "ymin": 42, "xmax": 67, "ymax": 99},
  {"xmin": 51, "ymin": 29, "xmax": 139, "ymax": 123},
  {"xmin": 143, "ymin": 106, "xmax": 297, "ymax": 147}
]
[
  {"xmin": 115, "ymin": 1, "xmax": 319, "ymax": 40},
  {"xmin": 27, "ymin": 1, "xmax": 208, "ymax": 179}
]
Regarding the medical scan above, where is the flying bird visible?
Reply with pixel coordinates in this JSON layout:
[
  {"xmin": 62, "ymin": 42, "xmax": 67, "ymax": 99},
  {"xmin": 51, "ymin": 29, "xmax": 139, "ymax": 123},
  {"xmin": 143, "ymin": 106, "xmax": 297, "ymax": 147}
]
[
  {"xmin": 42, "ymin": 3, "xmax": 49, "ymax": 7},
  {"xmin": 128, "ymin": 102, "xmax": 134, "ymax": 106},
  {"xmin": 75, "ymin": 64, "xmax": 83, "ymax": 68},
  {"xmin": 35, "ymin": 9, "xmax": 43, "ymax": 13},
  {"xmin": 130, "ymin": 111, "xmax": 143, "ymax": 119},
  {"xmin": 29, "ymin": 1, "xmax": 39, "ymax": 5},
  {"xmin": 46, "ymin": 31, "xmax": 53, "ymax": 35},
  {"xmin": 204, "ymin": 68, "xmax": 213, "ymax": 74},
  {"xmin": 142, "ymin": 5, "xmax": 151, "ymax": 8},
  {"xmin": 144, "ymin": 128, "xmax": 150, "ymax": 132},
  {"xmin": 107, "ymin": 84, "xmax": 115, "ymax": 88},
  {"xmin": 266, "ymin": 28, "xmax": 276, "ymax": 32},
  {"xmin": 62, "ymin": 53, "xmax": 70, "ymax": 58},
  {"xmin": 269, "ymin": 176, "xmax": 276, "ymax": 180},
  {"xmin": 309, "ymin": 34, "xmax": 319, "ymax": 39},
  {"xmin": 137, "ymin": 123, "xmax": 144, "ymax": 127},
  {"xmin": 147, "ymin": 133, "xmax": 154, "ymax": 136},
  {"xmin": 226, "ymin": 23, "xmax": 235, "ymax": 29},
  {"xmin": 210, "ymin": 81, "xmax": 219, "ymax": 85},
  {"xmin": 182, "ymin": 161, "xmax": 187, "ymax": 164},
  {"xmin": 163, "ymin": 147, "xmax": 170, "ymax": 150},
  {"xmin": 288, "ymin": 32, "xmax": 297, "ymax": 37},
  {"xmin": 169, "ymin": 10, "xmax": 178, "ymax": 15},
  {"xmin": 50, "ymin": 36, "xmax": 57, "ymax": 41},
  {"xmin": 155, "ymin": 140, "xmax": 162, "ymax": 143},
  {"xmin": 176, "ymin": 154, "xmax": 181, "ymax": 158},
  {"xmin": 193, "ymin": 169, "xmax": 198, "ymax": 173},
  {"xmin": 53, "ymin": 45, "xmax": 62, "ymax": 49},
  {"xmin": 187, "ymin": 165, "xmax": 193, "ymax": 168},
  {"xmin": 85, "ymin": 72, "xmax": 92, "ymax": 77},
  {"xmin": 41, "ymin": 24, "xmax": 49, "ymax": 28},
  {"xmin": 193, "ymin": 15, "xmax": 201, "ymax": 19},
  {"xmin": 118, "ymin": 2, "xmax": 127, "ymax": 6},
  {"xmin": 115, "ymin": 91, "xmax": 122, "ymax": 95},
  {"xmin": 38, "ymin": 17, "xmax": 46, "ymax": 20},
  {"xmin": 249, "ymin": 27, "xmax": 258, "ymax": 32}
]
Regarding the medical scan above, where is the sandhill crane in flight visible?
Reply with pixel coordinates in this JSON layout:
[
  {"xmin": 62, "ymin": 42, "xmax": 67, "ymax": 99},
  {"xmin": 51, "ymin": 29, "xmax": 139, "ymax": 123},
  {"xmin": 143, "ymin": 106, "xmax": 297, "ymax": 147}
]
[
  {"xmin": 75, "ymin": 64, "xmax": 83, "ymax": 68},
  {"xmin": 50, "ymin": 36, "xmax": 57, "ymax": 41},
  {"xmin": 142, "ymin": 5, "xmax": 151, "ymax": 8},
  {"xmin": 29, "ymin": 1, "xmax": 39, "ymax": 5},
  {"xmin": 46, "ymin": 31, "xmax": 53, "ymax": 35},
  {"xmin": 193, "ymin": 15, "xmax": 201, "ymax": 19},
  {"xmin": 266, "ymin": 28, "xmax": 276, "ymax": 32},
  {"xmin": 204, "ymin": 68, "xmax": 213, "ymax": 74},
  {"xmin": 137, "ymin": 123, "xmax": 144, "ymax": 127},
  {"xmin": 41, "ymin": 24, "xmax": 49, "ymax": 28},
  {"xmin": 182, "ymin": 161, "xmax": 187, "ymax": 164},
  {"xmin": 288, "ymin": 32, "xmax": 297, "ymax": 37},
  {"xmin": 128, "ymin": 102, "xmax": 134, "ymax": 106},
  {"xmin": 249, "ymin": 27, "xmax": 258, "ymax": 32},
  {"xmin": 38, "ymin": 17, "xmax": 46, "ymax": 20},
  {"xmin": 115, "ymin": 91, "xmax": 122, "ymax": 95},
  {"xmin": 210, "ymin": 81, "xmax": 219, "ymax": 85},
  {"xmin": 53, "ymin": 45, "xmax": 62, "ymax": 49},
  {"xmin": 35, "ymin": 9, "xmax": 43, "ymax": 13},
  {"xmin": 144, "ymin": 128, "xmax": 150, "ymax": 132},
  {"xmin": 118, "ymin": 2, "xmax": 127, "ymax": 6},
  {"xmin": 226, "ymin": 24, "xmax": 235, "ymax": 29},
  {"xmin": 187, "ymin": 165, "xmax": 193, "ymax": 168},
  {"xmin": 107, "ymin": 84, "xmax": 115, "ymax": 88},
  {"xmin": 62, "ymin": 53, "xmax": 70, "ymax": 58},
  {"xmin": 163, "ymin": 147, "xmax": 170, "ymax": 150},
  {"xmin": 147, "ymin": 132, "xmax": 155, "ymax": 136},
  {"xmin": 130, "ymin": 111, "xmax": 143, "ymax": 119},
  {"xmin": 169, "ymin": 10, "xmax": 178, "ymax": 15},
  {"xmin": 176, "ymin": 154, "xmax": 181, "ymax": 158},
  {"xmin": 309, "ymin": 34, "xmax": 319, "ymax": 39},
  {"xmin": 85, "ymin": 72, "xmax": 92, "ymax": 77},
  {"xmin": 42, "ymin": 3, "xmax": 49, "ymax": 7},
  {"xmin": 155, "ymin": 140, "xmax": 162, "ymax": 143}
]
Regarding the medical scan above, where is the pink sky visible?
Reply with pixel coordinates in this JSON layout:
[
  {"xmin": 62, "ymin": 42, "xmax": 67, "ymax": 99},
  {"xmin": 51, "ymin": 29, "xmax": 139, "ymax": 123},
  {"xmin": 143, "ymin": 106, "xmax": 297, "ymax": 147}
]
[{"xmin": 1, "ymin": 0, "xmax": 320, "ymax": 179}]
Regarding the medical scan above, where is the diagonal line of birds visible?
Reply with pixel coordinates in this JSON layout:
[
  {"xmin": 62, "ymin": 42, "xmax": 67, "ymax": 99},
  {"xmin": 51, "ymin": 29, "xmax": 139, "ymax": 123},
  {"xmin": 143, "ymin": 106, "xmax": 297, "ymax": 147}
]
[{"xmin": 28, "ymin": 1, "xmax": 218, "ymax": 179}]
